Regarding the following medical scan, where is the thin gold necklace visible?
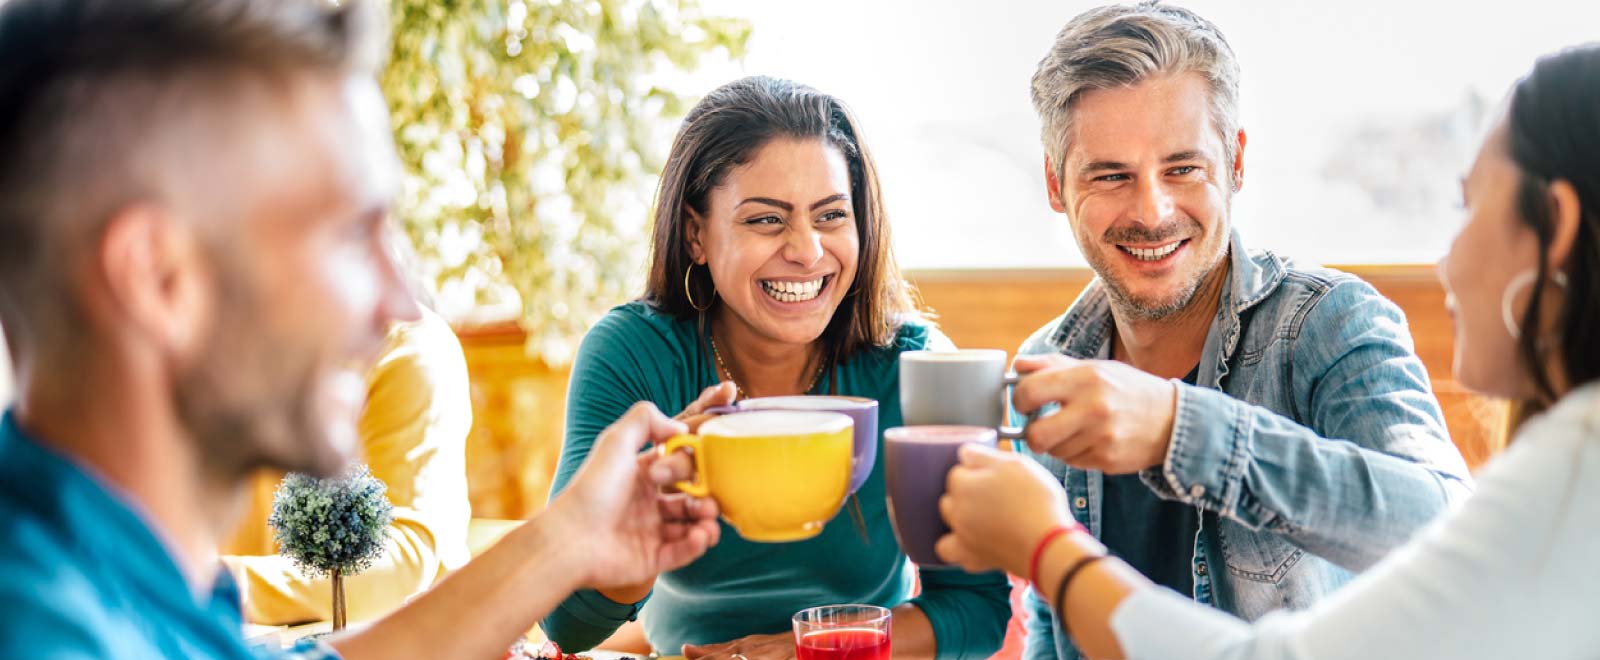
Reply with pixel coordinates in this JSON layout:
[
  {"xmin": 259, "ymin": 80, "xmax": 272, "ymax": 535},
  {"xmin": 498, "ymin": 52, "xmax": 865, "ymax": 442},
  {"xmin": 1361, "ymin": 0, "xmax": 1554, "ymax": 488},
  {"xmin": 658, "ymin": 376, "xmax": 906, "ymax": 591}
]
[{"xmin": 710, "ymin": 334, "xmax": 825, "ymax": 399}]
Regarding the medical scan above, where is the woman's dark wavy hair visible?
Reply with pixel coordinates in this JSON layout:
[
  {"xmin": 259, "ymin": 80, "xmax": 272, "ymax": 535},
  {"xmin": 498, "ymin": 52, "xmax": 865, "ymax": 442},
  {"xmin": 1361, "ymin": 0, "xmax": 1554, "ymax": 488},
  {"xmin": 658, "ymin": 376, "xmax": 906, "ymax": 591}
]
[
  {"xmin": 641, "ymin": 76, "xmax": 918, "ymax": 368},
  {"xmin": 1504, "ymin": 44, "xmax": 1600, "ymax": 422}
]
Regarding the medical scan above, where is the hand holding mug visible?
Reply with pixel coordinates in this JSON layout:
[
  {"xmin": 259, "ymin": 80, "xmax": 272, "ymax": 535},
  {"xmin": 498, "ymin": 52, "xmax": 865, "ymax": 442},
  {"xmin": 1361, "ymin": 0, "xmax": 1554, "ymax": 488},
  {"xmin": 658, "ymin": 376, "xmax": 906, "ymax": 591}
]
[
  {"xmin": 660, "ymin": 410, "xmax": 853, "ymax": 542},
  {"xmin": 935, "ymin": 443, "xmax": 1076, "ymax": 575},
  {"xmin": 884, "ymin": 425, "xmax": 997, "ymax": 566},
  {"xmin": 675, "ymin": 381, "xmax": 739, "ymax": 432},
  {"xmin": 1011, "ymin": 355, "xmax": 1179, "ymax": 475},
  {"xmin": 547, "ymin": 402, "xmax": 723, "ymax": 590},
  {"xmin": 581, "ymin": 384, "xmax": 731, "ymax": 603}
]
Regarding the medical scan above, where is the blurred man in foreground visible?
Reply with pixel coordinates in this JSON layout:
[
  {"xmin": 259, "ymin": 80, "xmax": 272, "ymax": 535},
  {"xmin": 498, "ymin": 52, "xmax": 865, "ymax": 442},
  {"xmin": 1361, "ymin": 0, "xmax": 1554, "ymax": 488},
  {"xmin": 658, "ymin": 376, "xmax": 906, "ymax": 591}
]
[{"xmin": 0, "ymin": 1, "xmax": 719, "ymax": 657}]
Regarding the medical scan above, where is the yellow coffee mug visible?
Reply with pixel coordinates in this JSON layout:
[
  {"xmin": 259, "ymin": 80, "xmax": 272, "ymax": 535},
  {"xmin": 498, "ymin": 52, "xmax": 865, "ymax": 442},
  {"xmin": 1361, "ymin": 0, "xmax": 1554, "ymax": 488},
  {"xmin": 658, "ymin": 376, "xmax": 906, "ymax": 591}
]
[{"xmin": 660, "ymin": 410, "xmax": 853, "ymax": 542}]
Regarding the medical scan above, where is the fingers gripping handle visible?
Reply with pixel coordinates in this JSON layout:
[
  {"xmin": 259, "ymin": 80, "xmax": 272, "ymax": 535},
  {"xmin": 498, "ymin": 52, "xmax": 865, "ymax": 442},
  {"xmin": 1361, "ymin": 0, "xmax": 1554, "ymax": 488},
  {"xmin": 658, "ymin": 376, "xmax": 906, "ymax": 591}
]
[{"xmin": 660, "ymin": 434, "xmax": 710, "ymax": 497}]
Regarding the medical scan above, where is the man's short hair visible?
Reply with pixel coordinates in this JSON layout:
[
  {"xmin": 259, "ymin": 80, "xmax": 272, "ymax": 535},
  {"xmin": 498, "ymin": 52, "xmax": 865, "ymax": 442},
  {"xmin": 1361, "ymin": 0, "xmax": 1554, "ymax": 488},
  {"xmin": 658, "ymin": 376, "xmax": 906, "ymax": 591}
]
[
  {"xmin": 0, "ymin": 0, "xmax": 383, "ymax": 361},
  {"xmin": 1030, "ymin": 1, "xmax": 1242, "ymax": 181}
]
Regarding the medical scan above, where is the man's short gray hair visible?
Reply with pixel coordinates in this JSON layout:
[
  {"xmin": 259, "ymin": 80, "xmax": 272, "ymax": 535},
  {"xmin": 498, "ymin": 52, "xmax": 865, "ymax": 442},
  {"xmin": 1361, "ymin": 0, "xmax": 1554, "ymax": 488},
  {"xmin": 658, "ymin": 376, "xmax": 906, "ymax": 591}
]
[
  {"xmin": 1030, "ymin": 1, "xmax": 1242, "ymax": 182},
  {"xmin": 0, "ymin": 0, "xmax": 383, "ymax": 363}
]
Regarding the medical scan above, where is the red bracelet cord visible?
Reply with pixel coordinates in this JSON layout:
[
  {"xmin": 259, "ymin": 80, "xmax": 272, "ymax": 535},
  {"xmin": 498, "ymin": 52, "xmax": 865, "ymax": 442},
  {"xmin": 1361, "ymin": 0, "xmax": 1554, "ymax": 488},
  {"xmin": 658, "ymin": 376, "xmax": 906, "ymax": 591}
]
[{"xmin": 1029, "ymin": 523, "xmax": 1082, "ymax": 587}]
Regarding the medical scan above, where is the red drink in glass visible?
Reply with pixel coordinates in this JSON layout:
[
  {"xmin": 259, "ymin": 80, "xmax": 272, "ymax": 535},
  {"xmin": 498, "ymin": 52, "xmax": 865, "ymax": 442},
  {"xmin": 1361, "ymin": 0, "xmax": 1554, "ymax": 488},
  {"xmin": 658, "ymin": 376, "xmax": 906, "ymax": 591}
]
[
  {"xmin": 793, "ymin": 605, "xmax": 891, "ymax": 660},
  {"xmin": 796, "ymin": 627, "xmax": 890, "ymax": 660}
]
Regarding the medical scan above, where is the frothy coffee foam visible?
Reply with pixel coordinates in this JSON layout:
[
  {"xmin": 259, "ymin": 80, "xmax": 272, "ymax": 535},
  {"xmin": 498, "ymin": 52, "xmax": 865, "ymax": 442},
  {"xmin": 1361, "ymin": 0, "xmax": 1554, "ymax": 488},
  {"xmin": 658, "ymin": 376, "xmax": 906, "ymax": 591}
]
[{"xmin": 703, "ymin": 410, "xmax": 853, "ymax": 437}]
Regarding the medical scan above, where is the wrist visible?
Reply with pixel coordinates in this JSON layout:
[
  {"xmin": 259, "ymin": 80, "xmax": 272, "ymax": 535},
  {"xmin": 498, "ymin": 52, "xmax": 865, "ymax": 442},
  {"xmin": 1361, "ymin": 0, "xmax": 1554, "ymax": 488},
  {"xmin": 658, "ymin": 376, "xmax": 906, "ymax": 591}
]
[
  {"xmin": 1011, "ymin": 509, "xmax": 1078, "ymax": 576},
  {"xmin": 1028, "ymin": 522, "xmax": 1084, "ymax": 586},
  {"xmin": 1164, "ymin": 378, "xmax": 1184, "ymax": 438},
  {"xmin": 1036, "ymin": 533, "xmax": 1106, "ymax": 603},
  {"xmin": 599, "ymin": 581, "xmax": 655, "ymax": 605},
  {"xmin": 1154, "ymin": 379, "xmax": 1180, "ymax": 464},
  {"xmin": 529, "ymin": 499, "xmax": 593, "ymax": 590}
]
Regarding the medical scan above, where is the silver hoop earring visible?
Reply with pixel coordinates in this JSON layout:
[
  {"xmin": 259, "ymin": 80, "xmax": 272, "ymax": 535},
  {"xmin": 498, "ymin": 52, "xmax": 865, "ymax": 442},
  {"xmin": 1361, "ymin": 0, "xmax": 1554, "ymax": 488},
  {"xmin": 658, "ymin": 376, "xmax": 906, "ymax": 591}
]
[{"xmin": 1501, "ymin": 268, "xmax": 1569, "ymax": 339}]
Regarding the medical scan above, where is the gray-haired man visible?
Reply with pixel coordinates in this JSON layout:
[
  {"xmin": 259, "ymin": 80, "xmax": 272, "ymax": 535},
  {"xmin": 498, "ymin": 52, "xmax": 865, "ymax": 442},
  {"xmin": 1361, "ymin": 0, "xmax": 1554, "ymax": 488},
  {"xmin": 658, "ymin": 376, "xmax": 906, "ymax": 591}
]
[{"xmin": 1004, "ymin": 4, "xmax": 1474, "ymax": 659}]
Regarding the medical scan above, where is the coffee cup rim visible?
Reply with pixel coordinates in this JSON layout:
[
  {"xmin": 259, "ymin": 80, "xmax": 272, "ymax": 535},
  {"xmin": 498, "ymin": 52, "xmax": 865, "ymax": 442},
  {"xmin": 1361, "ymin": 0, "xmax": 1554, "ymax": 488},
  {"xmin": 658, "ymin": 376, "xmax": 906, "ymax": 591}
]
[
  {"xmin": 736, "ymin": 395, "xmax": 877, "ymax": 411},
  {"xmin": 899, "ymin": 348, "xmax": 1007, "ymax": 362},
  {"xmin": 883, "ymin": 425, "xmax": 999, "ymax": 443},
  {"xmin": 792, "ymin": 603, "xmax": 892, "ymax": 625}
]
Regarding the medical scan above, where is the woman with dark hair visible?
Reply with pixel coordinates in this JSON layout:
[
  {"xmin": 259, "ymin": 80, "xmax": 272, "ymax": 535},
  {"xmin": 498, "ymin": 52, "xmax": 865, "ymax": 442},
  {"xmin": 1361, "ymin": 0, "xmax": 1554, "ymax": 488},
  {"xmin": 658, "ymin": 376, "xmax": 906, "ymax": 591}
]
[
  {"xmin": 540, "ymin": 76, "xmax": 1011, "ymax": 660},
  {"xmin": 936, "ymin": 44, "xmax": 1600, "ymax": 659}
]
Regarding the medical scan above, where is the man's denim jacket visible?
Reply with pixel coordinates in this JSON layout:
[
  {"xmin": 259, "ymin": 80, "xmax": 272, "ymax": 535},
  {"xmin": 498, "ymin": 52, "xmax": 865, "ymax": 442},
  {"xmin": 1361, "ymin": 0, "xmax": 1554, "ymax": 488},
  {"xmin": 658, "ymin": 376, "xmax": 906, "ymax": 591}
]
[{"xmin": 1019, "ymin": 231, "xmax": 1474, "ymax": 660}]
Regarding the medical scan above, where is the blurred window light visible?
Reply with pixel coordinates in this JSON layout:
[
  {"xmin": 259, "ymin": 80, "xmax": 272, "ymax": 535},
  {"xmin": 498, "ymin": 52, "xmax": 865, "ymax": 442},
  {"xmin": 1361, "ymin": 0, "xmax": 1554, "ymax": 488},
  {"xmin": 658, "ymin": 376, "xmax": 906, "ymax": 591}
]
[{"xmin": 694, "ymin": 0, "xmax": 1600, "ymax": 268}]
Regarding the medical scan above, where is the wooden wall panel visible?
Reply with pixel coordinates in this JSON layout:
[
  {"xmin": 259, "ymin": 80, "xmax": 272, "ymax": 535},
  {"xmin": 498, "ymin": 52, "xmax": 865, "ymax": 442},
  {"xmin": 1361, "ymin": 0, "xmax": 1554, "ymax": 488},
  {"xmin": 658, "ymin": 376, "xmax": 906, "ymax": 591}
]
[
  {"xmin": 456, "ymin": 323, "xmax": 571, "ymax": 520},
  {"xmin": 912, "ymin": 270, "xmax": 1095, "ymax": 355}
]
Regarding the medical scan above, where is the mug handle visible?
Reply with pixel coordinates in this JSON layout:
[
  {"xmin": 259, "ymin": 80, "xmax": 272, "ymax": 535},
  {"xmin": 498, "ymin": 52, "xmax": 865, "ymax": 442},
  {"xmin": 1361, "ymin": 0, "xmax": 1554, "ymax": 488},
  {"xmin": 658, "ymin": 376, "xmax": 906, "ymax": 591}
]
[
  {"xmin": 999, "ymin": 373, "xmax": 1027, "ymax": 449},
  {"xmin": 659, "ymin": 434, "xmax": 710, "ymax": 497}
]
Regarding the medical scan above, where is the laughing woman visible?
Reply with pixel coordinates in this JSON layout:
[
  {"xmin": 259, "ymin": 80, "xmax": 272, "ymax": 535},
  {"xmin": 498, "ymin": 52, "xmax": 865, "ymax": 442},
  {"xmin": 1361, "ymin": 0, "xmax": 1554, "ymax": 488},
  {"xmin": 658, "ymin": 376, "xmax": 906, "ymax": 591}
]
[{"xmin": 539, "ymin": 76, "xmax": 1011, "ymax": 660}]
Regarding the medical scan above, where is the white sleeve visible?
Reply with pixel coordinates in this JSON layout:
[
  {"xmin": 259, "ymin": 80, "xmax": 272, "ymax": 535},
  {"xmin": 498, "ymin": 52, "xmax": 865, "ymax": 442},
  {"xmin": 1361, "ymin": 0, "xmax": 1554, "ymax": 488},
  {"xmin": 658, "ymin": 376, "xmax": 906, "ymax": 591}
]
[{"xmin": 1109, "ymin": 406, "xmax": 1600, "ymax": 660}]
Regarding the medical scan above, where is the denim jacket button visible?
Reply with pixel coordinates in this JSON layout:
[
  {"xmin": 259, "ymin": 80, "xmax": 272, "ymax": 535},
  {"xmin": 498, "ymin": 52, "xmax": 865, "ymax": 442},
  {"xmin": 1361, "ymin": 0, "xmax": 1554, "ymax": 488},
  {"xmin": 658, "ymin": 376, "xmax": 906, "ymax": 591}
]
[
  {"xmin": 1073, "ymin": 496, "xmax": 1088, "ymax": 510},
  {"xmin": 1189, "ymin": 484, "xmax": 1206, "ymax": 499},
  {"xmin": 1197, "ymin": 562, "xmax": 1208, "ymax": 576}
]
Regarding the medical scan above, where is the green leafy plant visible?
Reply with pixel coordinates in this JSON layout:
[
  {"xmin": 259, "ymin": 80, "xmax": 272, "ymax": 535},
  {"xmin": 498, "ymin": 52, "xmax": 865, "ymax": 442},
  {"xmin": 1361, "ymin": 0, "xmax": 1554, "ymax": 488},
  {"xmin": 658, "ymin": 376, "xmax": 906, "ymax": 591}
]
[
  {"xmin": 382, "ymin": 0, "xmax": 749, "ymax": 363},
  {"xmin": 269, "ymin": 465, "xmax": 394, "ymax": 630}
]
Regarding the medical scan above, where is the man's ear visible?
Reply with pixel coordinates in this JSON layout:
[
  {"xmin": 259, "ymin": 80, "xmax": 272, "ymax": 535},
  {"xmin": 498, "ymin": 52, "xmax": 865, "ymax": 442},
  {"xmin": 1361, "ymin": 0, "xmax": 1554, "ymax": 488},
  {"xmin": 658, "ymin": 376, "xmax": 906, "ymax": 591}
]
[
  {"xmin": 1043, "ymin": 156, "xmax": 1066, "ymax": 213},
  {"xmin": 96, "ymin": 205, "xmax": 210, "ymax": 356},
  {"xmin": 1231, "ymin": 128, "xmax": 1248, "ymax": 193}
]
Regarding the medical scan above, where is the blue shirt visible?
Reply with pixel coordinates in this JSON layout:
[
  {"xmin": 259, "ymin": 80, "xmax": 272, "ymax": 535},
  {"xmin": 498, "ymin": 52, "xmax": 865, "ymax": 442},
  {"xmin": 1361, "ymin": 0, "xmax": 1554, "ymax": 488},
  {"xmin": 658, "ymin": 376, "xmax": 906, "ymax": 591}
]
[{"xmin": 0, "ymin": 411, "xmax": 337, "ymax": 659}]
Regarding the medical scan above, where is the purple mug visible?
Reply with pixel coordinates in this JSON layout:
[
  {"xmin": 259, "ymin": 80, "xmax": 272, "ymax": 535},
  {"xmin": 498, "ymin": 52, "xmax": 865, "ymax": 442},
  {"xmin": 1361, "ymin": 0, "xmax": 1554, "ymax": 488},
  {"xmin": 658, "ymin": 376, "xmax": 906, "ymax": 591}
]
[
  {"xmin": 883, "ymin": 425, "xmax": 998, "ymax": 566},
  {"xmin": 709, "ymin": 396, "xmax": 879, "ymax": 495}
]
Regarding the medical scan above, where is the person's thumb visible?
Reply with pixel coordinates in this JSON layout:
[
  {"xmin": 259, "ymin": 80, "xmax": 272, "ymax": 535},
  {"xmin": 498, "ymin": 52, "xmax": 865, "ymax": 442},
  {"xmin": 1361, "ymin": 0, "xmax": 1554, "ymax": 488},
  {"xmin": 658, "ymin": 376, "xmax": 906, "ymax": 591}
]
[
  {"xmin": 958, "ymin": 442, "xmax": 1004, "ymax": 467},
  {"xmin": 709, "ymin": 381, "xmax": 737, "ymax": 405}
]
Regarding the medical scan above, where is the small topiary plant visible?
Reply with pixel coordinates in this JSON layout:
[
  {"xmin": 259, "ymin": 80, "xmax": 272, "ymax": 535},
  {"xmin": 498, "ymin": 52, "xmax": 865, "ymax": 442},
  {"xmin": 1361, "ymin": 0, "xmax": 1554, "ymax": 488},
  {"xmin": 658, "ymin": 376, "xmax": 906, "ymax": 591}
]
[{"xmin": 269, "ymin": 465, "xmax": 394, "ymax": 630}]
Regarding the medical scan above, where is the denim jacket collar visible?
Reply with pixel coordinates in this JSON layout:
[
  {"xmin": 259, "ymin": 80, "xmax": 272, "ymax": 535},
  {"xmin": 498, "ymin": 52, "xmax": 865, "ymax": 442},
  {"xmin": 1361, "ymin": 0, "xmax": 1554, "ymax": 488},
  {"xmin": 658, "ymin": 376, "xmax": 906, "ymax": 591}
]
[{"xmin": 1046, "ymin": 229, "xmax": 1286, "ymax": 382}]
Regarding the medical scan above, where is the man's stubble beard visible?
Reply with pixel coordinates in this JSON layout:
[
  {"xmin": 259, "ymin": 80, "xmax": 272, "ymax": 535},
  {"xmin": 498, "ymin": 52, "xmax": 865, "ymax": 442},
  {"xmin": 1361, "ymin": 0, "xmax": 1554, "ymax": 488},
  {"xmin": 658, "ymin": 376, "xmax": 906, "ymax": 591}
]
[
  {"xmin": 1084, "ymin": 215, "xmax": 1231, "ymax": 323},
  {"xmin": 170, "ymin": 256, "xmax": 347, "ymax": 483}
]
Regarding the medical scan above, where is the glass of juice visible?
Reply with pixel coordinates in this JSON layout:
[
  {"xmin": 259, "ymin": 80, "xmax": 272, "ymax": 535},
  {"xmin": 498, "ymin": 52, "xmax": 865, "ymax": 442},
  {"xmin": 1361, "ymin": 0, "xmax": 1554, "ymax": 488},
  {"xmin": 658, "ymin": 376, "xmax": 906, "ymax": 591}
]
[{"xmin": 792, "ymin": 604, "xmax": 891, "ymax": 660}]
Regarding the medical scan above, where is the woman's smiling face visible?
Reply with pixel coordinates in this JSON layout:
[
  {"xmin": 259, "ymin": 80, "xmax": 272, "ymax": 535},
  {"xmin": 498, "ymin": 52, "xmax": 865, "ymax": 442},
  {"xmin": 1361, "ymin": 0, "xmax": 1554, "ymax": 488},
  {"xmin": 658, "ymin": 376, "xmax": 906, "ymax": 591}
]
[{"xmin": 689, "ymin": 138, "xmax": 859, "ymax": 347}]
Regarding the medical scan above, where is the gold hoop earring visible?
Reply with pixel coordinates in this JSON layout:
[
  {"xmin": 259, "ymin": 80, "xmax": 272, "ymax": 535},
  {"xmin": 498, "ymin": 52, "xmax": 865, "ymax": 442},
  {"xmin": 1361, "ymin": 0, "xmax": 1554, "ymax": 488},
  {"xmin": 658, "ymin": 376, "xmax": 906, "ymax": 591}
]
[{"xmin": 685, "ymin": 262, "xmax": 714, "ymax": 312}]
